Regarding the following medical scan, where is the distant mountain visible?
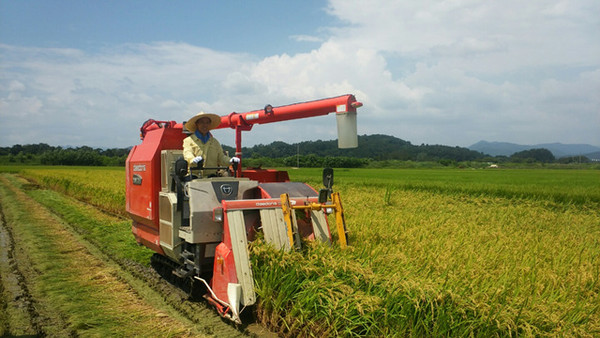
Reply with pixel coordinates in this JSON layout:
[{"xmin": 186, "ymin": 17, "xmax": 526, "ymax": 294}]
[
  {"xmin": 469, "ymin": 141, "xmax": 600, "ymax": 159},
  {"xmin": 585, "ymin": 151, "xmax": 600, "ymax": 161}
]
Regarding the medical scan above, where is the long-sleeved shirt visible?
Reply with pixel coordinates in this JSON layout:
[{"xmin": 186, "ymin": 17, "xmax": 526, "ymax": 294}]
[{"xmin": 183, "ymin": 133, "xmax": 230, "ymax": 175}]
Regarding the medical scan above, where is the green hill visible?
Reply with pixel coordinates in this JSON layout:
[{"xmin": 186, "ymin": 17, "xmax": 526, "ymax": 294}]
[{"xmin": 224, "ymin": 134, "xmax": 485, "ymax": 162}]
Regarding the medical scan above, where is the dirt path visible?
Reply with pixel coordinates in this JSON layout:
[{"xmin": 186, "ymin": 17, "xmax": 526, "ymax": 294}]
[{"xmin": 0, "ymin": 174, "xmax": 253, "ymax": 337}]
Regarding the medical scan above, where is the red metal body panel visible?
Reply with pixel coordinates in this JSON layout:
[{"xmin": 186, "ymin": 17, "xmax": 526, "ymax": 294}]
[
  {"xmin": 211, "ymin": 215, "xmax": 238, "ymax": 303},
  {"xmin": 131, "ymin": 221, "xmax": 164, "ymax": 255},
  {"xmin": 126, "ymin": 124, "xmax": 185, "ymax": 252}
]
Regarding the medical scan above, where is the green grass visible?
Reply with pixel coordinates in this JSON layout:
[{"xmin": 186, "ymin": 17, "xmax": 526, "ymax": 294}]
[
  {"xmin": 27, "ymin": 188, "xmax": 153, "ymax": 265},
  {"xmin": 0, "ymin": 174, "xmax": 190, "ymax": 336},
  {"xmin": 10, "ymin": 166, "xmax": 600, "ymax": 208},
  {"xmin": 288, "ymin": 167, "xmax": 600, "ymax": 206},
  {"xmin": 0, "ymin": 167, "xmax": 150, "ymax": 265}
]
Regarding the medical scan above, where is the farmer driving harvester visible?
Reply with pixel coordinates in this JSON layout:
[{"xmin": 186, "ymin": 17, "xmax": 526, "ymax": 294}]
[{"xmin": 183, "ymin": 112, "xmax": 240, "ymax": 175}]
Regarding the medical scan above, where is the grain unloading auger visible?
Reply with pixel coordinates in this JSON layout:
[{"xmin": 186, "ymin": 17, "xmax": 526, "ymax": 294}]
[{"xmin": 125, "ymin": 94, "xmax": 361, "ymax": 323}]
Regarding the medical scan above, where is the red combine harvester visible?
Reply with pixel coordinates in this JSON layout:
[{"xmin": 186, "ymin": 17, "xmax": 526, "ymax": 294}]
[{"xmin": 125, "ymin": 94, "xmax": 362, "ymax": 323}]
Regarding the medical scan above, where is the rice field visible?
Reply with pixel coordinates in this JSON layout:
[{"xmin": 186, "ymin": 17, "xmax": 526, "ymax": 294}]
[
  {"xmin": 12, "ymin": 166, "xmax": 600, "ymax": 336},
  {"xmin": 19, "ymin": 166, "xmax": 125, "ymax": 216}
]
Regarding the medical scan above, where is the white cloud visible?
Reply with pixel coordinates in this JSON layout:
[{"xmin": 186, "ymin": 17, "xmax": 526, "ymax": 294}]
[
  {"xmin": 0, "ymin": 43, "xmax": 257, "ymax": 147},
  {"xmin": 320, "ymin": 0, "xmax": 600, "ymax": 146},
  {"xmin": 8, "ymin": 80, "xmax": 25, "ymax": 92},
  {"xmin": 290, "ymin": 35, "xmax": 323, "ymax": 43},
  {"xmin": 1, "ymin": 0, "xmax": 599, "ymax": 149}
]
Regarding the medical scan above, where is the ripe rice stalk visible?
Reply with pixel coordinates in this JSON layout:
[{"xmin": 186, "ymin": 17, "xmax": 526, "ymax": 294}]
[{"xmin": 11, "ymin": 166, "xmax": 600, "ymax": 335}]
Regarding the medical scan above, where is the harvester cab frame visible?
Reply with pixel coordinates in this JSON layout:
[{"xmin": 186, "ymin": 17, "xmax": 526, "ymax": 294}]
[{"xmin": 126, "ymin": 94, "xmax": 361, "ymax": 323}]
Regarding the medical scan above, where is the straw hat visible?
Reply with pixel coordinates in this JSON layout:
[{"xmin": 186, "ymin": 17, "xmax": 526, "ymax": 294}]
[{"xmin": 184, "ymin": 112, "xmax": 221, "ymax": 132}]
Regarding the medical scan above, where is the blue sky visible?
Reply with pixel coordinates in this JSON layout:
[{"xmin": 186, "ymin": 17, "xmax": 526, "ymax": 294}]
[
  {"xmin": 1, "ymin": 0, "xmax": 599, "ymax": 149},
  {"xmin": 0, "ymin": 1, "xmax": 331, "ymax": 56}
]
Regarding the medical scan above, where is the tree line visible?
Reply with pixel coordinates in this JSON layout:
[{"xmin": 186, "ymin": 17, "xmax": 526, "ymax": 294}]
[
  {"xmin": 225, "ymin": 134, "xmax": 486, "ymax": 162},
  {"xmin": 227, "ymin": 135, "xmax": 591, "ymax": 167},
  {"xmin": 0, "ymin": 135, "xmax": 591, "ymax": 168},
  {"xmin": 0, "ymin": 144, "xmax": 130, "ymax": 166}
]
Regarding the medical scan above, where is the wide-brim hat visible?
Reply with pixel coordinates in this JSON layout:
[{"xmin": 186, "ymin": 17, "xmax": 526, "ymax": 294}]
[{"xmin": 184, "ymin": 112, "xmax": 221, "ymax": 132}]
